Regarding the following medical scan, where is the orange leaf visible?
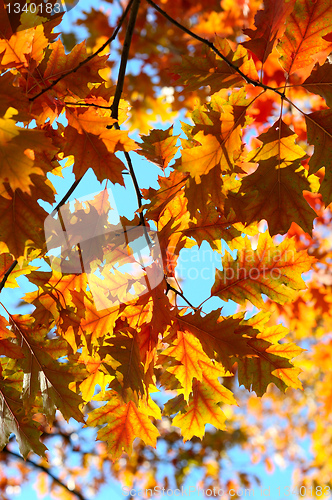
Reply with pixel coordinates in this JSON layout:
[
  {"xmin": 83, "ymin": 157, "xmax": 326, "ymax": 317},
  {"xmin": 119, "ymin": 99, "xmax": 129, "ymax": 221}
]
[
  {"xmin": 137, "ymin": 126, "xmax": 179, "ymax": 170},
  {"xmin": 63, "ymin": 107, "xmax": 136, "ymax": 185},
  {"xmin": 178, "ymin": 90, "xmax": 248, "ymax": 182},
  {"xmin": 0, "ymin": 108, "xmax": 56, "ymax": 194},
  {"xmin": 211, "ymin": 232, "xmax": 315, "ymax": 307},
  {"xmin": 277, "ymin": 0, "xmax": 332, "ymax": 77},
  {"xmin": 229, "ymin": 157, "xmax": 316, "ymax": 235},
  {"xmin": 238, "ymin": 313, "xmax": 304, "ymax": 395},
  {"xmin": 87, "ymin": 391, "xmax": 160, "ymax": 460},
  {"xmin": 303, "ymin": 60, "xmax": 332, "ymax": 108},
  {"xmin": 171, "ymin": 364, "xmax": 236, "ymax": 441},
  {"xmin": 161, "ymin": 330, "xmax": 209, "ymax": 401},
  {"xmin": 0, "ymin": 377, "xmax": 47, "ymax": 458},
  {"xmin": 0, "ymin": 184, "xmax": 50, "ymax": 258},
  {"xmin": 174, "ymin": 310, "xmax": 257, "ymax": 372},
  {"xmin": 242, "ymin": 0, "xmax": 296, "ymax": 63},
  {"xmin": 42, "ymin": 39, "xmax": 108, "ymax": 98},
  {"xmin": 177, "ymin": 37, "xmax": 258, "ymax": 92}
]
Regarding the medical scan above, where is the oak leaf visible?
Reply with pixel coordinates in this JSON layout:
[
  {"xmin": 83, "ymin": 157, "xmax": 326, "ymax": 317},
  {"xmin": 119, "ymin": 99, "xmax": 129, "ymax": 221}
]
[
  {"xmin": 10, "ymin": 314, "xmax": 85, "ymax": 423},
  {"xmin": 0, "ymin": 376, "xmax": 47, "ymax": 458},
  {"xmin": 177, "ymin": 37, "xmax": 258, "ymax": 93},
  {"xmin": 41, "ymin": 39, "xmax": 108, "ymax": 98},
  {"xmin": 277, "ymin": 0, "xmax": 332, "ymax": 76},
  {"xmin": 99, "ymin": 328, "xmax": 145, "ymax": 401},
  {"xmin": 303, "ymin": 60, "xmax": 332, "ymax": 108},
  {"xmin": 165, "ymin": 359, "xmax": 236, "ymax": 440},
  {"xmin": 0, "ymin": 107, "xmax": 55, "ymax": 194},
  {"xmin": 178, "ymin": 91, "xmax": 248, "ymax": 182},
  {"xmin": 87, "ymin": 391, "xmax": 160, "ymax": 460},
  {"xmin": 0, "ymin": 184, "xmax": 50, "ymax": 257},
  {"xmin": 211, "ymin": 232, "xmax": 315, "ymax": 307},
  {"xmin": 137, "ymin": 126, "xmax": 179, "ymax": 170},
  {"xmin": 63, "ymin": 106, "xmax": 136, "ymax": 185},
  {"xmin": 228, "ymin": 158, "xmax": 316, "ymax": 235},
  {"xmin": 242, "ymin": 0, "xmax": 296, "ymax": 64},
  {"xmin": 237, "ymin": 314, "xmax": 304, "ymax": 395}
]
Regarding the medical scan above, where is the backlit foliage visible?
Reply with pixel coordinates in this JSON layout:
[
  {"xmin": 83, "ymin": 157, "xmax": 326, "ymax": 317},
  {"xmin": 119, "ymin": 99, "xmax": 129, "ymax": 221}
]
[{"xmin": 0, "ymin": 0, "xmax": 332, "ymax": 497}]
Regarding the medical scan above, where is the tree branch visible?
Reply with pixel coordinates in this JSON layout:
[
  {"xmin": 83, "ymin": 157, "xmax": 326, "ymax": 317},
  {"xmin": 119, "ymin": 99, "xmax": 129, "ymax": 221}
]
[
  {"xmin": 0, "ymin": 259, "xmax": 18, "ymax": 294},
  {"xmin": 63, "ymin": 102, "xmax": 113, "ymax": 109},
  {"xmin": 51, "ymin": 177, "xmax": 83, "ymax": 216},
  {"xmin": 145, "ymin": 0, "xmax": 286, "ymax": 100},
  {"xmin": 110, "ymin": 0, "xmax": 141, "ymax": 122},
  {"xmin": 104, "ymin": 0, "xmax": 153, "ymax": 248},
  {"xmin": 2, "ymin": 448, "xmax": 87, "ymax": 500},
  {"xmin": 30, "ymin": 0, "xmax": 135, "ymax": 102},
  {"xmin": 165, "ymin": 280, "xmax": 197, "ymax": 310},
  {"xmin": 121, "ymin": 145, "xmax": 151, "ymax": 245}
]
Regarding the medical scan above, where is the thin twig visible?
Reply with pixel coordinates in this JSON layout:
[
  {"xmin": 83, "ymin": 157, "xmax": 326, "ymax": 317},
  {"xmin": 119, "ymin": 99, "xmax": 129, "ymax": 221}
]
[
  {"xmin": 63, "ymin": 102, "xmax": 113, "ymax": 109},
  {"xmin": 106, "ymin": 0, "xmax": 152, "ymax": 247},
  {"xmin": 165, "ymin": 280, "xmax": 197, "ymax": 310},
  {"xmin": 146, "ymin": 0, "xmax": 286, "ymax": 100},
  {"xmin": 110, "ymin": 0, "xmax": 141, "ymax": 121},
  {"xmin": 52, "ymin": 177, "xmax": 83, "ymax": 215},
  {"xmin": 0, "ymin": 260, "xmax": 18, "ymax": 293},
  {"xmin": 120, "ymin": 142, "xmax": 151, "ymax": 229},
  {"xmin": 30, "ymin": 0, "xmax": 135, "ymax": 102},
  {"xmin": 3, "ymin": 448, "xmax": 87, "ymax": 500}
]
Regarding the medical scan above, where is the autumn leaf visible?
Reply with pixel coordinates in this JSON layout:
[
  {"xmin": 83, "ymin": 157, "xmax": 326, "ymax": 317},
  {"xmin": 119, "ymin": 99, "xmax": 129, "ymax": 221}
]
[
  {"xmin": 225, "ymin": 120, "xmax": 317, "ymax": 234},
  {"xmin": 228, "ymin": 158, "xmax": 316, "ymax": 235},
  {"xmin": 173, "ymin": 310, "xmax": 257, "ymax": 372},
  {"xmin": 247, "ymin": 120, "xmax": 307, "ymax": 164},
  {"xmin": 211, "ymin": 232, "xmax": 315, "ymax": 307},
  {"xmin": 0, "ymin": 253, "xmax": 38, "ymax": 289},
  {"xmin": 0, "ymin": 377, "xmax": 47, "ymax": 458},
  {"xmin": 0, "ymin": 0, "xmax": 325, "ymax": 477},
  {"xmin": 87, "ymin": 391, "xmax": 160, "ymax": 460},
  {"xmin": 0, "ymin": 184, "xmax": 50, "ymax": 258},
  {"xmin": 24, "ymin": 270, "xmax": 88, "ymax": 321},
  {"xmin": 242, "ymin": 0, "xmax": 296, "ymax": 64},
  {"xmin": 63, "ymin": 106, "xmax": 136, "ymax": 185},
  {"xmin": 177, "ymin": 37, "xmax": 258, "ymax": 93},
  {"xmin": 0, "ymin": 107, "xmax": 58, "ymax": 194},
  {"xmin": 0, "ymin": 315, "xmax": 23, "ymax": 359},
  {"xmin": 37, "ymin": 39, "xmax": 108, "ymax": 98},
  {"xmin": 303, "ymin": 60, "xmax": 332, "ymax": 108},
  {"xmin": 171, "ymin": 378, "xmax": 231, "ymax": 441},
  {"xmin": 137, "ymin": 126, "xmax": 179, "ymax": 170},
  {"xmin": 70, "ymin": 290, "xmax": 118, "ymax": 345},
  {"xmin": 164, "ymin": 355, "xmax": 236, "ymax": 440},
  {"xmin": 177, "ymin": 91, "xmax": 248, "ymax": 182},
  {"xmin": 277, "ymin": 0, "xmax": 332, "ymax": 77},
  {"xmin": 0, "ymin": 72, "xmax": 30, "ymax": 121},
  {"xmin": 142, "ymin": 170, "xmax": 189, "ymax": 221},
  {"xmin": 99, "ymin": 328, "xmax": 145, "ymax": 400},
  {"xmin": 160, "ymin": 329, "xmax": 210, "ymax": 401},
  {"xmin": 237, "ymin": 313, "xmax": 304, "ymax": 395},
  {"xmin": 182, "ymin": 203, "xmax": 241, "ymax": 249},
  {"xmin": 0, "ymin": 27, "xmax": 36, "ymax": 68},
  {"xmin": 10, "ymin": 314, "xmax": 84, "ymax": 423},
  {"xmin": 78, "ymin": 349, "xmax": 111, "ymax": 402},
  {"xmin": 184, "ymin": 166, "xmax": 231, "ymax": 218}
]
